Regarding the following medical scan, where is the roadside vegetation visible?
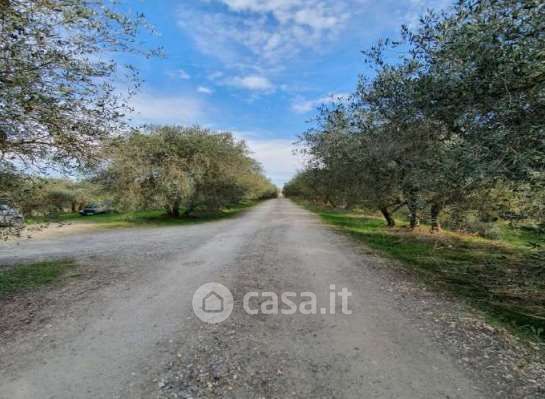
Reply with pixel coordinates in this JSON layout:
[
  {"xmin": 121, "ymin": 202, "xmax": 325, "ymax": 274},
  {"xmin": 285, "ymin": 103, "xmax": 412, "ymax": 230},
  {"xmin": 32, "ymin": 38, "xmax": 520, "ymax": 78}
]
[
  {"xmin": 0, "ymin": 260, "xmax": 77, "ymax": 299},
  {"xmin": 285, "ymin": 1, "xmax": 544, "ymax": 342},
  {"xmin": 1, "ymin": 129, "xmax": 276, "ymax": 237},
  {"xmin": 26, "ymin": 201, "xmax": 260, "ymax": 229}
]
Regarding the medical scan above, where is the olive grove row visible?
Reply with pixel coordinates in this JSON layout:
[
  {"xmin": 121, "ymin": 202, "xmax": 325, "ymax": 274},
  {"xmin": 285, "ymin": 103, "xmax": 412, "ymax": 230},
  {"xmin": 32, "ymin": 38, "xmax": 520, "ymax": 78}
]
[{"xmin": 284, "ymin": 0, "xmax": 544, "ymax": 233}]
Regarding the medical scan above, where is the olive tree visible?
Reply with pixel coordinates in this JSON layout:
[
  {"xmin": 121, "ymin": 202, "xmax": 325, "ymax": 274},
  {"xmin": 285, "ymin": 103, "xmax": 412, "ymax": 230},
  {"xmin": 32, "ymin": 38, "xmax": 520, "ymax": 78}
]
[
  {"xmin": 103, "ymin": 126, "xmax": 275, "ymax": 217},
  {"xmin": 0, "ymin": 0, "xmax": 156, "ymax": 170},
  {"xmin": 407, "ymin": 0, "xmax": 545, "ymax": 182}
]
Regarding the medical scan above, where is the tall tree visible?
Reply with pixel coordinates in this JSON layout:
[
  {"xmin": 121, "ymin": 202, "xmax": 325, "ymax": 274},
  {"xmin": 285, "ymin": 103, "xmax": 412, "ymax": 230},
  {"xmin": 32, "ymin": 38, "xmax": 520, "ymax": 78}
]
[{"xmin": 0, "ymin": 0, "xmax": 156, "ymax": 170}]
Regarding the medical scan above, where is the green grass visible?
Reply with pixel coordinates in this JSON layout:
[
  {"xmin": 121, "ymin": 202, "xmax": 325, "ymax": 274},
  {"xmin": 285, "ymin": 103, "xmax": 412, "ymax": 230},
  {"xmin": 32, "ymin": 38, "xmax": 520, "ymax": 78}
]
[
  {"xmin": 26, "ymin": 200, "xmax": 259, "ymax": 228},
  {"xmin": 499, "ymin": 223, "xmax": 545, "ymax": 249},
  {"xmin": 0, "ymin": 260, "xmax": 76, "ymax": 298},
  {"xmin": 301, "ymin": 202, "xmax": 545, "ymax": 342}
]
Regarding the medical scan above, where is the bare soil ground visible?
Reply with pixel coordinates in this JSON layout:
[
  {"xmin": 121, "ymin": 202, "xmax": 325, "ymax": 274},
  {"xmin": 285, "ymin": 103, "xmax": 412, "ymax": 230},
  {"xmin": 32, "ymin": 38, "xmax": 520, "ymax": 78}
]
[{"xmin": 14, "ymin": 222, "xmax": 102, "ymax": 241}]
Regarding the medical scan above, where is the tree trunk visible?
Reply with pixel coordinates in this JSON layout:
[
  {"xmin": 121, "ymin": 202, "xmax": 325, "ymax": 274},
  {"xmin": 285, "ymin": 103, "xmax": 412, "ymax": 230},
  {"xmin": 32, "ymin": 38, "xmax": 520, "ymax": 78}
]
[
  {"xmin": 324, "ymin": 194, "xmax": 336, "ymax": 208},
  {"xmin": 167, "ymin": 206, "xmax": 180, "ymax": 218},
  {"xmin": 409, "ymin": 211, "xmax": 419, "ymax": 229},
  {"xmin": 182, "ymin": 203, "xmax": 195, "ymax": 217},
  {"xmin": 430, "ymin": 203, "xmax": 442, "ymax": 232},
  {"xmin": 407, "ymin": 195, "xmax": 419, "ymax": 229},
  {"xmin": 167, "ymin": 198, "xmax": 181, "ymax": 218},
  {"xmin": 380, "ymin": 207, "xmax": 396, "ymax": 227}
]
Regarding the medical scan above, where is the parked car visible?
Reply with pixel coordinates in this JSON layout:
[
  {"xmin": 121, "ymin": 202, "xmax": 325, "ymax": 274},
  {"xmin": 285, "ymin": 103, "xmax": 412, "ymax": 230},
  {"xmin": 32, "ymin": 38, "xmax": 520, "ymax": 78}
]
[
  {"xmin": 79, "ymin": 202, "xmax": 113, "ymax": 216},
  {"xmin": 0, "ymin": 203, "xmax": 24, "ymax": 227}
]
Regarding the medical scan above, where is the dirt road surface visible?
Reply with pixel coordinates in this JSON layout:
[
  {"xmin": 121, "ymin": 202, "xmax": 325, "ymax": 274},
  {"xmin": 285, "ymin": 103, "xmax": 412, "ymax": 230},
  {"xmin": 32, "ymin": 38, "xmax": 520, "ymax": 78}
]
[{"xmin": 0, "ymin": 199, "xmax": 507, "ymax": 398}]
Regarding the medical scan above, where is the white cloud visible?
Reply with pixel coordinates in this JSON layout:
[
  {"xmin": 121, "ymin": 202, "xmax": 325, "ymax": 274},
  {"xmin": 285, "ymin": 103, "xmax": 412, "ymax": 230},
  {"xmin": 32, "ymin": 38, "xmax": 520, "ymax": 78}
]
[
  {"xmin": 403, "ymin": 0, "xmax": 452, "ymax": 29},
  {"xmin": 175, "ymin": 1, "xmax": 453, "ymax": 100},
  {"xmin": 229, "ymin": 75, "xmax": 275, "ymax": 91},
  {"xmin": 197, "ymin": 86, "xmax": 214, "ymax": 94},
  {"xmin": 178, "ymin": 1, "xmax": 453, "ymax": 68},
  {"xmin": 218, "ymin": 0, "xmax": 345, "ymax": 30},
  {"xmin": 231, "ymin": 132, "xmax": 303, "ymax": 186},
  {"xmin": 208, "ymin": 71, "xmax": 225, "ymax": 81},
  {"xmin": 228, "ymin": 129, "xmax": 303, "ymax": 185},
  {"xmin": 177, "ymin": 1, "xmax": 349, "ymax": 67},
  {"xmin": 167, "ymin": 69, "xmax": 191, "ymax": 80},
  {"xmin": 177, "ymin": 69, "xmax": 191, "ymax": 80},
  {"xmin": 247, "ymin": 138, "xmax": 303, "ymax": 186},
  {"xmin": 291, "ymin": 92, "xmax": 350, "ymax": 113},
  {"xmin": 129, "ymin": 93, "xmax": 206, "ymax": 125}
]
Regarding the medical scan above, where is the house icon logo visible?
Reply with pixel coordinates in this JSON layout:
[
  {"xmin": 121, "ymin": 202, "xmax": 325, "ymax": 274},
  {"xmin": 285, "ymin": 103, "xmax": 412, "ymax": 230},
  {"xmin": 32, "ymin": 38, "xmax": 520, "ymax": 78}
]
[
  {"xmin": 202, "ymin": 291, "xmax": 224, "ymax": 313},
  {"xmin": 192, "ymin": 282, "xmax": 233, "ymax": 323}
]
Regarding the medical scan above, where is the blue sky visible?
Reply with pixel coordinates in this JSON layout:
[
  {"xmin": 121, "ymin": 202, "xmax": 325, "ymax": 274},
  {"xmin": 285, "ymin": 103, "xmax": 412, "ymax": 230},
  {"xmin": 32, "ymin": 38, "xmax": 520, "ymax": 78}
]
[{"xmin": 125, "ymin": 0, "xmax": 450, "ymax": 186}]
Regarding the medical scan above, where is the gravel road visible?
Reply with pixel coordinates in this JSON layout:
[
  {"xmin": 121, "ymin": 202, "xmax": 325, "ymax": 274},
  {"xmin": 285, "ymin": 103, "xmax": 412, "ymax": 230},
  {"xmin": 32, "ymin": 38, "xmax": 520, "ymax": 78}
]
[{"xmin": 0, "ymin": 199, "xmax": 495, "ymax": 398}]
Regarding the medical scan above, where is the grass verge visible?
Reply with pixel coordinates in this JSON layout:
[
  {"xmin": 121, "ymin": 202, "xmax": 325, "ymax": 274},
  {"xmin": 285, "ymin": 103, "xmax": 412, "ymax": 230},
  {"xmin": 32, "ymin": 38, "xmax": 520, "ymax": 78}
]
[
  {"xmin": 26, "ymin": 200, "xmax": 260, "ymax": 229},
  {"xmin": 300, "ymin": 201, "xmax": 545, "ymax": 343},
  {"xmin": 0, "ymin": 260, "xmax": 76, "ymax": 299}
]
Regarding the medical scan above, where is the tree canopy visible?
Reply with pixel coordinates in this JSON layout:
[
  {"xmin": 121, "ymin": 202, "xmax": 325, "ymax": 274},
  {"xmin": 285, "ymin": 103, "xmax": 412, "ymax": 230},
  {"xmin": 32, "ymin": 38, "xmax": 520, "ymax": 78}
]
[
  {"xmin": 102, "ymin": 126, "xmax": 277, "ymax": 217},
  {"xmin": 0, "ymin": 0, "xmax": 156, "ymax": 170}
]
